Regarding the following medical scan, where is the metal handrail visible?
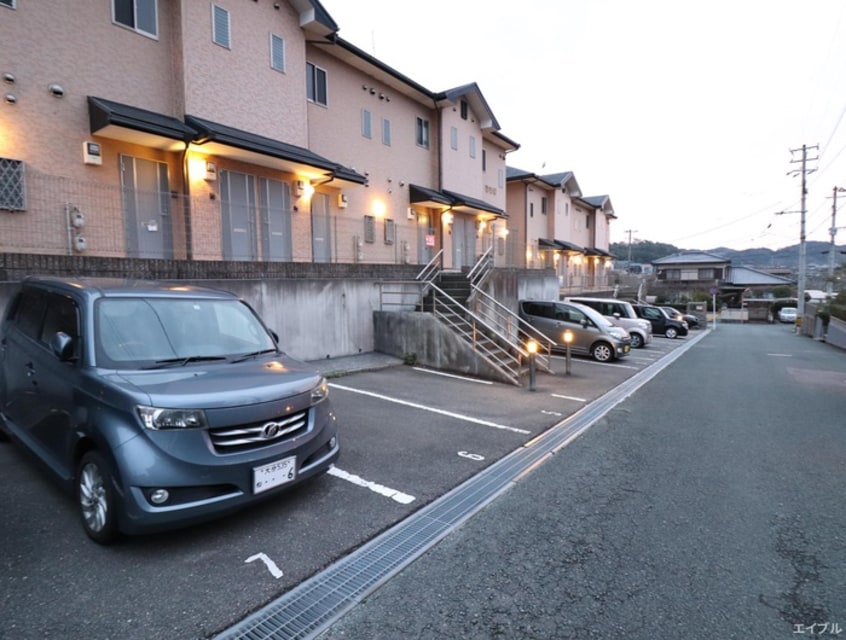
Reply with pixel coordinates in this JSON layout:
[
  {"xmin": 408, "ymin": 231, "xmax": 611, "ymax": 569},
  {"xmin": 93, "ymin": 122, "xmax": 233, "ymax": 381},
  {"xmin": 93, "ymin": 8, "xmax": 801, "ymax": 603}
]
[
  {"xmin": 467, "ymin": 246, "xmax": 494, "ymax": 288},
  {"xmin": 429, "ymin": 288, "xmax": 522, "ymax": 384},
  {"xmin": 470, "ymin": 284, "xmax": 554, "ymax": 372},
  {"xmin": 415, "ymin": 249, "xmax": 444, "ymax": 284}
]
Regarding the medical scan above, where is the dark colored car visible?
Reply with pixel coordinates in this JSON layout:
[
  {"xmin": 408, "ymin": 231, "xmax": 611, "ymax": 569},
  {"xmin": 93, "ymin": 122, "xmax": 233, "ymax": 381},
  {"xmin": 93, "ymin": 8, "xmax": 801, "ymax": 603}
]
[
  {"xmin": 660, "ymin": 306, "xmax": 700, "ymax": 329},
  {"xmin": 0, "ymin": 276, "xmax": 340, "ymax": 543},
  {"xmin": 631, "ymin": 303, "xmax": 689, "ymax": 338}
]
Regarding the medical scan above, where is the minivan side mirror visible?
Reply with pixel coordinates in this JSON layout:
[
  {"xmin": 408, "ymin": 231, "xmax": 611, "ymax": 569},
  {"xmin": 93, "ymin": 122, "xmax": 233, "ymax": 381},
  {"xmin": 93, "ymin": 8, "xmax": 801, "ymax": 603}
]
[{"xmin": 50, "ymin": 331, "xmax": 75, "ymax": 362}]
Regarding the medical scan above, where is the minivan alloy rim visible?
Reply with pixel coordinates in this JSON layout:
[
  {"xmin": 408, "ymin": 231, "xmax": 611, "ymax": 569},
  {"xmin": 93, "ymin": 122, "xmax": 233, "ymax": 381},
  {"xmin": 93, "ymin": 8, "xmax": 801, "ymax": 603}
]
[{"xmin": 79, "ymin": 462, "xmax": 108, "ymax": 532}]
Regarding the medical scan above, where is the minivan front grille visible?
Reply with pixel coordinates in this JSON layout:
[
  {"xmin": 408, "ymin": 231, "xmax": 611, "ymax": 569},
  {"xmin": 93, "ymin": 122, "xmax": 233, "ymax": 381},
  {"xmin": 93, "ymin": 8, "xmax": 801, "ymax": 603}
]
[{"xmin": 209, "ymin": 409, "xmax": 309, "ymax": 453}]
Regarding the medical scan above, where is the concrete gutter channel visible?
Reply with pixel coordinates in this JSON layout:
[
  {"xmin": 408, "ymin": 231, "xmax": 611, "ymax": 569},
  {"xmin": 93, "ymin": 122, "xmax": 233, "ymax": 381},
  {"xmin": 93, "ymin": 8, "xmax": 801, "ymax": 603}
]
[{"xmin": 216, "ymin": 332, "xmax": 709, "ymax": 640}]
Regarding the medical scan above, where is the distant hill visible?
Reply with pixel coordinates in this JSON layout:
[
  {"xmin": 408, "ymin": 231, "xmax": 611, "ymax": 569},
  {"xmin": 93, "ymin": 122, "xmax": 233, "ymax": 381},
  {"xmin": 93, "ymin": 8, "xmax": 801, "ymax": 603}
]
[{"xmin": 610, "ymin": 240, "xmax": 845, "ymax": 269}]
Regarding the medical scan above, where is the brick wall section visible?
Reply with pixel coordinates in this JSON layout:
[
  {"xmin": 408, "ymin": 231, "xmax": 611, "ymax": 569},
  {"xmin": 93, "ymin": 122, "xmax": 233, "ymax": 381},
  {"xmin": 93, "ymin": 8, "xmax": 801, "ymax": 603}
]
[{"xmin": 0, "ymin": 253, "xmax": 420, "ymax": 283}]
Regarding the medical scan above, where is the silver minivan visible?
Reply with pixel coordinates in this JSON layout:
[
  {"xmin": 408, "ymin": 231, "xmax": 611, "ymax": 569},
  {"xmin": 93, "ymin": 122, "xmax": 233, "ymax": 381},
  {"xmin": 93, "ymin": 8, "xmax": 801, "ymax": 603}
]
[
  {"xmin": 518, "ymin": 299, "xmax": 632, "ymax": 362},
  {"xmin": 563, "ymin": 296, "xmax": 653, "ymax": 349}
]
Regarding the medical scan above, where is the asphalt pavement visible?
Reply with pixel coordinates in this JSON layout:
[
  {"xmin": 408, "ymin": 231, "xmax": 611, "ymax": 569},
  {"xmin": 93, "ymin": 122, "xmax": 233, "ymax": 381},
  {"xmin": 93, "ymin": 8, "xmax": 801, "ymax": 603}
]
[{"xmin": 301, "ymin": 324, "xmax": 846, "ymax": 640}]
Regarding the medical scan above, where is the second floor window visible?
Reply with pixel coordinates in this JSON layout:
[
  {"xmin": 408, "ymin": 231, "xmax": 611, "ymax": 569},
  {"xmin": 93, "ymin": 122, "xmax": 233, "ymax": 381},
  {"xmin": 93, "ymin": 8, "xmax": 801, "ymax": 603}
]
[
  {"xmin": 113, "ymin": 0, "xmax": 157, "ymax": 38},
  {"xmin": 469, "ymin": 136, "xmax": 476, "ymax": 159},
  {"xmin": 212, "ymin": 5, "xmax": 230, "ymax": 49},
  {"xmin": 450, "ymin": 127, "xmax": 458, "ymax": 151},
  {"xmin": 416, "ymin": 117, "xmax": 429, "ymax": 149},
  {"xmin": 361, "ymin": 110, "xmax": 372, "ymax": 139},
  {"xmin": 270, "ymin": 34, "xmax": 285, "ymax": 72},
  {"xmin": 482, "ymin": 149, "xmax": 487, "ymax": 171},
  {"xmin": 541, "ymin": 197, "xmax": 547, "ymax": 215},
  {"xmin": 460, "ymin": 100, "xmax": 468, "ymax": 120},
  {"xmin": 382, "ymin": 119, "xmax": 391, "ymax": 146},
  {"xmin": 307, "ymin": 62, "xmax": 327, "ymax": 106}
]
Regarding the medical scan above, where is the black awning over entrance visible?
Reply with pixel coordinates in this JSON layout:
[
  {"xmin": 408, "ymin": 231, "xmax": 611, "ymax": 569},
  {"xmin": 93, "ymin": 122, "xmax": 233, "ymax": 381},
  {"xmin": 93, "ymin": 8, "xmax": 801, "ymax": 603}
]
[
  {"xmin": 185, "ymin": 115, "xmax": 366, "ymax": 185},
  {"xmin": 88, "ymin": 96, "xmax": 196, "ymax": 149},
  {"xmin": 409, "ymin": 184, "xmax": 453, "ymax": 207}
]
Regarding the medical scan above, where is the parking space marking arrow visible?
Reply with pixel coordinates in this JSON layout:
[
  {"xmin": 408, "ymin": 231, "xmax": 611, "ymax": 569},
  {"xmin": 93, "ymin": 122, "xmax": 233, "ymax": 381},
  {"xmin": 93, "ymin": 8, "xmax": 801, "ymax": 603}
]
[{"xmin": 245, "ymin": 553, "xmax": 284, "ymax": 579}]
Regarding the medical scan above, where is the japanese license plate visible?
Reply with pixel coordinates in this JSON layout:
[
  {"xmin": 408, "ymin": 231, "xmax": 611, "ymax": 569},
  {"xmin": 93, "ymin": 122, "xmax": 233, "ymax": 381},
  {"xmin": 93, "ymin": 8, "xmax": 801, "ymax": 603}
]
[{"xmin": 253, "ymin": 456, "xmax": 296, "ymax": 494}]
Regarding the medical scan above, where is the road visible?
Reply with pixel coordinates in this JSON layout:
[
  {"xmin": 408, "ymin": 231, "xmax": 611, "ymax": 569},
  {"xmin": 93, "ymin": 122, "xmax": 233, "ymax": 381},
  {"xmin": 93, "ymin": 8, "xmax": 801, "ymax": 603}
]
[
  {"xmin": 315, "ymin": 323, "xmax": 846, "ymax": 640},
  {"xmin": 2, "ymin": 324, "xmax": 843, "ymax": 639}
]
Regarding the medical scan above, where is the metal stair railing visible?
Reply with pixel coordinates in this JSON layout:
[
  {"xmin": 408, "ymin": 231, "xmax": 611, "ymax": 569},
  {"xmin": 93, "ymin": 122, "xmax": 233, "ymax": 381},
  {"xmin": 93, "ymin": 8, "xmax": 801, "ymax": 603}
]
[
  {"xmin": 427, "ymin": 283, "xmax": 528, "ymax": 385},
  {"xmin": 467, "ymin": 246, "xmax": 494, "ymax": 289},
  {"xmin": 469, "ymin": 285, "xmax": 554, "ymax": 374}
]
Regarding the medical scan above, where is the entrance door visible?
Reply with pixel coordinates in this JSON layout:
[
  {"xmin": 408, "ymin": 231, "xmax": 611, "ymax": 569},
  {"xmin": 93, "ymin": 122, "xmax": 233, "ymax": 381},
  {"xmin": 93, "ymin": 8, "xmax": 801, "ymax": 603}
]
[
  {"xmin": 259, "ymin": 178, "xmax": 292, "ymax": 261},
  {"xmin": 120, "ymin": 155, "xmax": 172, "ymax": 258},
  {"xmin": 220, "ymin": 170, "xmax": 257, "ymax": 261},
  {"xmin": 311, "ymin": 193, "xmax": 331, "ymax": 263},
  {"xmin": 452, "ymin": 217, "xmax": 477, "ymax": 269}
]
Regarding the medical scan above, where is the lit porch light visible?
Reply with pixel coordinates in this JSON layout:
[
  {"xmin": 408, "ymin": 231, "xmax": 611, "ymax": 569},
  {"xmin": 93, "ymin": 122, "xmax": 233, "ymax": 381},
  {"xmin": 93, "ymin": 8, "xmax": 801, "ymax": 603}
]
[{"xmin": 371, "ymin": 199, "xmax": 387, "ymax": 217}]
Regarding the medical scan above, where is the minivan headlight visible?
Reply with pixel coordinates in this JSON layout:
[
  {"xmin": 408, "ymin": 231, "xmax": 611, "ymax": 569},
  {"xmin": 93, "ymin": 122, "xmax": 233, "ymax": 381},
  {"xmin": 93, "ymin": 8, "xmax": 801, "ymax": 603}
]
[
  {"xmin": 137, "ymin": 406, "xmax": 207, "ymax": 430},
  {"xmin": 311, "ymin": 378, "xmax": 329, "ymax": 405}
]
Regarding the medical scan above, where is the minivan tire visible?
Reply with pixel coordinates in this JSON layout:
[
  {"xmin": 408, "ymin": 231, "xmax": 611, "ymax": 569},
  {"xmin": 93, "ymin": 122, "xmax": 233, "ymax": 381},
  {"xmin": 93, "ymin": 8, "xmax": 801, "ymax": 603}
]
[
  {"xmin": 629, "ymin": 333, "xmax": 644, "ymax": 349},
  {"xmin": 591, "ymin": 342, "xmax": 614, "ymax": 362},
  {"xmin": 77, "ymin": 451, "xmax": 119, "ymax": 545}
]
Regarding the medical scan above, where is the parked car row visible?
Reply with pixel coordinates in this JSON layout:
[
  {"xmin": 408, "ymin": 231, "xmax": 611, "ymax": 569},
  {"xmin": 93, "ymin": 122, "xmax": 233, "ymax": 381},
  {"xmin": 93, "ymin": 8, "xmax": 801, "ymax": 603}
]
[{"xmin": 519, "ymin": 297, "xmax": 695, "ymax": 364}]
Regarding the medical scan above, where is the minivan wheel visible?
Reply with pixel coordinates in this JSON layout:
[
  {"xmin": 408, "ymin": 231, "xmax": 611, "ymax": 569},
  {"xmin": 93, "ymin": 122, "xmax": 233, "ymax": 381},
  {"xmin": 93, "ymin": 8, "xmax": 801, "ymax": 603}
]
[
  {"xmin": 630, "ymin": 333, "xmax": 644, "ymax": 349},
  {"xmin": 591, "ymin": 342, "xmax": 614, "ymax": 362},
  {"xmin": 77, "ymin": 451, "xmax": 118, "ymax": 545},
  {"xmin": 665, "ymin": 327, "xmax": 679, "ymax": 339}
]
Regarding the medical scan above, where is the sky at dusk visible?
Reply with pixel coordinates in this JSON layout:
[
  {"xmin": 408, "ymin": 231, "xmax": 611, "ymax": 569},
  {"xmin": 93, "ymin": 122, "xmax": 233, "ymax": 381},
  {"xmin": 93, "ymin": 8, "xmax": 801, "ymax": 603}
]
[{"xmin": 325, "ymin": 0, "xmax": 846, "ymax": 252}]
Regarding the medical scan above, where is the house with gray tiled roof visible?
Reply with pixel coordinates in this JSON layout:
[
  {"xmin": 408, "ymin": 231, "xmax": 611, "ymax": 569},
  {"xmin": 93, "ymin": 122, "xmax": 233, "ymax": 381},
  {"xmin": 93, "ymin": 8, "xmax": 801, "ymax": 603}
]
[{"xmin": 651, "ymin": 251, "xmax": 794, "ymax": 302}]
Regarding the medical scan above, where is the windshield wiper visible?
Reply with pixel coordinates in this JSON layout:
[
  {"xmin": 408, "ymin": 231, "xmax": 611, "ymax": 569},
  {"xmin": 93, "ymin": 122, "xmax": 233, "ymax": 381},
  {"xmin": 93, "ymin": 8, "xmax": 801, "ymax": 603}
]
[
  {"xmin": 230, "ymin": 348, "xmax": 277, "ymax": 363},
  {"xmin": 144, "ymin": 355, "xmax": 229, "ymax": 369}
]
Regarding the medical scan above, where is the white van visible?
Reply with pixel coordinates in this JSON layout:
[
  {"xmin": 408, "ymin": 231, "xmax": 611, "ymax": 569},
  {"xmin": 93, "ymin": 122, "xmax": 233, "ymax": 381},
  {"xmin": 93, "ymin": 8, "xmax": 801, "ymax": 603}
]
[{"xmin": 562, "ymin": 296, "xmax": 653, "ymax": 349}]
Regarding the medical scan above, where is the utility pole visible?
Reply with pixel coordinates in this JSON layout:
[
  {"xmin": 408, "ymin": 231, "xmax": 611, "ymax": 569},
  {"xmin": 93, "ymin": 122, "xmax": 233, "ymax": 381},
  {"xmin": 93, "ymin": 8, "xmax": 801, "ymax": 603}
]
[
  {"xmin": 788, "ymin": 144, "xmax": 818, "ymax": 326},
  {"xmin": 827, "ymin": 186, "xmax": 846, "ymax": 295},
  {"xmin": 625, "ymin": 229, "xmax": 638, "ymax": 269}
]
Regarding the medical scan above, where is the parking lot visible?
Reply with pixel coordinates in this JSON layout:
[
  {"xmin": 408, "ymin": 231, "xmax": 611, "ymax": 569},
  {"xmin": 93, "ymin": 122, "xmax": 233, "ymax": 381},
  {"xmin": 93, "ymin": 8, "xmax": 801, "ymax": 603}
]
[{"xmin": 0, "ymin": 333, "xmax": 699, "ymax": 640}]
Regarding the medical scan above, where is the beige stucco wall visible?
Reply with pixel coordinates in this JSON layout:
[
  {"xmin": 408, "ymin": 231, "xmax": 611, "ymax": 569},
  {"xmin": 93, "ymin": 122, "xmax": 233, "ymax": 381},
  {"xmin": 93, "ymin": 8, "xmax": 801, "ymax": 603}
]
[{"xmin": 180, "ymin": 1, "xmax": 308, "ymax": 145}]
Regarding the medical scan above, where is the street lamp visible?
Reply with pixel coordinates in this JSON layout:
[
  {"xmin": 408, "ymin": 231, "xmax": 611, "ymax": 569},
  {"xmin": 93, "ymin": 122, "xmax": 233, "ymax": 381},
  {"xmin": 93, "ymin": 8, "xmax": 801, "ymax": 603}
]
[
  {"xmin": 527, "ymin": 340, "xmax": 537, "ymax": 391},
  {"xmin": 563, "ymin": 330, "xmax": 574, "ymax": 375}
]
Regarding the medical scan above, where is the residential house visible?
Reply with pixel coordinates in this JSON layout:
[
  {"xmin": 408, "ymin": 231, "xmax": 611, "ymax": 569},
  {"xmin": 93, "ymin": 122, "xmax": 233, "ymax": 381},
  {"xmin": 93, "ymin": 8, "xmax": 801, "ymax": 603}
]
[
  {"xmin": 505, "ymin": 168, "xmax": 615, "ymax": 291},
  {"xmin": 0, "ymin": 0, "xmax": 515, "ymax": 271},
  {"xmin": 652, "ymin": 251, "xmax": 793, "ymax": 303}
]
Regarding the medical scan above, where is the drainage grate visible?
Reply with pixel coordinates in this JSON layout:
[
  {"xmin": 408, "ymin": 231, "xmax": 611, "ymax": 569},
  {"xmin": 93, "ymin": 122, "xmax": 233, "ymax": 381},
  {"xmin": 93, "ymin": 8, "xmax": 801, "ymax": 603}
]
[{"xmin": 215, "ymin": 332, "xmax": 708, "ymax": 640}]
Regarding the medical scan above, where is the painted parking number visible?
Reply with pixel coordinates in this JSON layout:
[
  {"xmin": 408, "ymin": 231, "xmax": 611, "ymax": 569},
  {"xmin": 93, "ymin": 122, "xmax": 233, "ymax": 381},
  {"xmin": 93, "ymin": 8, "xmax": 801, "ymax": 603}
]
[{"xmin": 458, "ymin": 451, "xmax": 485, "ymax": 461}]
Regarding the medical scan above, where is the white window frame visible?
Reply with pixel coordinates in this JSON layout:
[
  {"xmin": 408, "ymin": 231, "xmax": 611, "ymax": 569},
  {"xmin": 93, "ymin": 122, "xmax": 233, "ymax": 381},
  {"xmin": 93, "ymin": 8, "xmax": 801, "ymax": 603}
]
[
  {"xmin": 416, "ymin": 117, "xmax": 430, "ymax": 149},
  {"xmin": 112, "ymin": 0, "xmax": 158, "ymax": 39},
  {"xmin": 469, "ymin": 136, "xmax": 476, "ymax": 159},
  {"xmin": 307, "ymin": 62, "xmax": 328, "ymax": 106},
  {"xmin": 212, "ymin": 4, "xmax": 231, "ymax": 49},
  {"xmin": 361, "ymin": 110, "xmax": 372, "ymax": 139},
  {"xmin": 363, "ymin": 215, "xmax": 376, "ymax": 243},
  {"xmin": 384, "ymin": 219, "xmax": 395, "ymax": 245},
  {"xmin": 450, "ymin": 126, "xmax": 458, "ymax": 151},
  {"xmin": 382, "ymin": 118, "xmax": 392, "ymax": 146},
  {"xmin": 270, "ymin": 33, "xmax": 285, "ymax": 72}
]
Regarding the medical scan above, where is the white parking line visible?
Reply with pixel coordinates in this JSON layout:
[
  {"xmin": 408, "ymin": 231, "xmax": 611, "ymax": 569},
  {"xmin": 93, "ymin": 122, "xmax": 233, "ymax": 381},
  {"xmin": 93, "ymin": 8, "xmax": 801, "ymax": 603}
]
[
  {"xmin": 551, "ymin": 393, "xmax": 587, "ymax": 403},
  {"xmin": 329, "ymin": 383, "xmax": 531, "ymax": 434},
  {"xmin": 550, "ymin": 356, "xmax": 639, "ymax": 370},
  {"xmin": 328, "ymin": 466, "xmax": 416, "ymax": 504},
  {"xmin": 412, "ymin": 367, "xmax": 494, "ymax": 384}
]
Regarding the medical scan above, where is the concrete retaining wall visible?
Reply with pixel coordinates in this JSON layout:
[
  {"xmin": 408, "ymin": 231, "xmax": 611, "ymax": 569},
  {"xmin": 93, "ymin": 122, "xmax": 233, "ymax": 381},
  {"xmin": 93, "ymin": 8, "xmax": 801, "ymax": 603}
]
[{"xmin": 825, "ymin": 316, "xmax": 846, "ymax": 351}]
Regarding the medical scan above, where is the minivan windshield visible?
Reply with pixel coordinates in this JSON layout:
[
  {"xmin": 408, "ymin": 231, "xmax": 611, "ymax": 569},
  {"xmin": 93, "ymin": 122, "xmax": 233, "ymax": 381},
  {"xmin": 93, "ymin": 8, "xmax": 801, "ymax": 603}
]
[{"xmin": 95, "ymin": 297, "xmax": 276, "ymax": 368}]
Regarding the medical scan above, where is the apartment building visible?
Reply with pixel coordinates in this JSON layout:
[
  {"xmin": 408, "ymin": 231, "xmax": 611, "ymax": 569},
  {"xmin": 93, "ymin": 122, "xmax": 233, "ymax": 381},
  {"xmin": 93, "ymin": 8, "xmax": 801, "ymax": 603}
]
[
  {"xmin": 506, "ymin": 168, "xmax": 616, "ymax": 291},
  {"xmin": 0, "ymin": 0, "xmax": 523, "ymax": 272}
]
